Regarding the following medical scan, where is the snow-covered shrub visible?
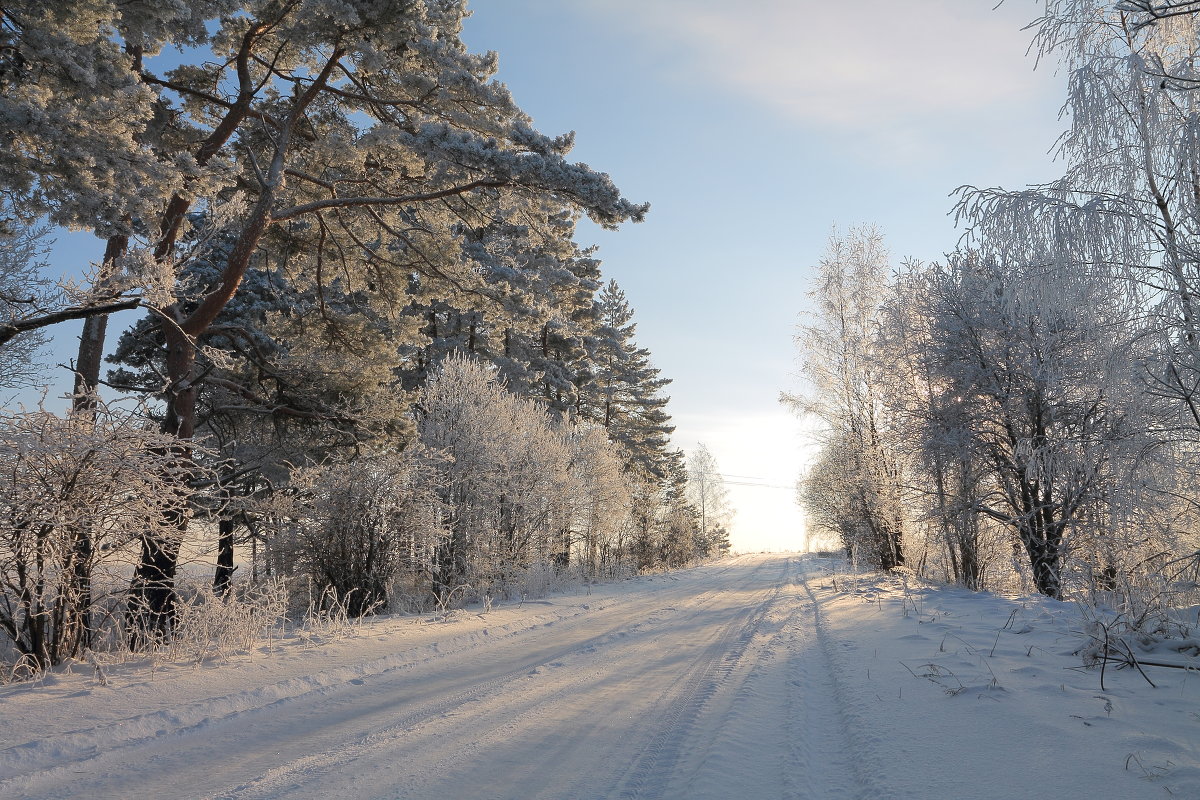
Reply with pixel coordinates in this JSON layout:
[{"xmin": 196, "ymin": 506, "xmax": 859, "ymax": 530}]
[
  {"xmin": 268, "ymin": 450, "xmax": 441, "ymax": 617},
  {"xmin": 791, "ymin": 229, "xmax": 909, "ymax": 572},
  {"xmin": 508, "ymin": 559, "xmax": 577, "ymax": 601},
  {"xmin": 565, "ymin": 423, "xmax": 635, "ymax": 577},
  {"xmin": 162, "ymin": 578, "xmax": 289, "ymax": 665},
  {"xmin": 418, "ymin": 353, "xmax": 573, "ymax": 599},
  {"xmin": 1075, "ymin": 546, "xmax": 1200, "ymax": 671},
  {"xmin": 296, "ymin": 584, "xmax": 365, "ymax": 643},
  {"xmin": 0, "ymin": 402, "xmax": 203, "ymax": 671},
  {"xmin": 235, "ymin": 356, "xmax": 644, "ymax": 618},
  {"xmin": 389, "ymin": 569, "xmax": 437, "ymax": 614},
  {"xmin": 414, "ymin": 354, "xmax": 649, "ymax": 598}
]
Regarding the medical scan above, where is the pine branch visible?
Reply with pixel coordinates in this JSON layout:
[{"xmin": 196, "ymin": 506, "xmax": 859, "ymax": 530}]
[{"xmin": 0, "ymin": 297, "xmax": 141, "ymax": 347}]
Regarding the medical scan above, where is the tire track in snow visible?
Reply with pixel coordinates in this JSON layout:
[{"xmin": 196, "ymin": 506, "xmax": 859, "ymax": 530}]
[
  {"xmin": 668, "ymin": 568, "xmax": 809, "ymax": 800},
  {"xmin": 209, "ymin": 653, "xmax": 627, "ymax": 800},
  {"xmin": 0, "ymin": 555, "xmax": 766, "ymax": 797},
  {"xmin": 6, "ymin": 558, "xmax": 776, "ymax": 800},
  {"xmin": 1, "ymin": 555, "xmax": 787, "ymax": 800},
  {"xmin": 215, "ymin": 557, "xmax": 783, "ymax": 800},
  {"xmin": 0, "ymin": 598, "xmax": 621, "ymax": 779},
  {"xmin": 609, "ymin": 556, "xmax": 793, "ymax": 800},
  {"xmin": 795, "ymin": 563, "xmax": 907, "ymax": 800}
]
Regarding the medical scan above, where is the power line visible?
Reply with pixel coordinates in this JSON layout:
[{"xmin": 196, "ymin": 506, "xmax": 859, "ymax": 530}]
[
  {"xmin": 697, "ymin": 471, "xmax": 768, "ymax": 481},
  {"xmin": 722, "ymin": 480, "xmax": 794, "ymax": 490},
  {"xmin": 694, "ymin": 471, "xmax": 794, "ymax": 490}
]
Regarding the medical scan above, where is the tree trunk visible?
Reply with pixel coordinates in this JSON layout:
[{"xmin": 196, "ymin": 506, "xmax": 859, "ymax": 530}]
[
  {"xmin": 432, "ymin": 528, "xmax": 467, "ymax": 602},
  {"xmin": 72, "ymin": 234, "xmax": 129, "ymax": 409},
  {"xmin": 553, "ymin": 526, "xmax": 570, "ymax": 570},
  {"xmin": 73, "ymin": 315, "xmax": 108, "ymax": 409},
  {"xmin": 213, "ymin": 518, "xmax": 236, "ymax": 597},
  {"xmin": 127, "ymin": 530, "xmax": 182, "ymax": 647},
  {"xmin": 127, "ymin": 323, "xmax": 197, "ymax": 646},
  {"xmin": 64, "ymin": 234, "xmax": 129, "ymax": 654},
  {"xmin": 959, "ymin": 532, "xmax": 981, "ymax": 591},
  {"xmin": 125, "ymin": 45, "xmax": 351, "ymax": 641},
  {"xmin": 66, "ymin": 529, "xmax": 93, "ymax": 654},
  {"xmin": 1022, "ymin": 533, "xmax": 1062, "ymax": 599}
]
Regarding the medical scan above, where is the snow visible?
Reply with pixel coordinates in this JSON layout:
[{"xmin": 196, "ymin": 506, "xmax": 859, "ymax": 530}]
[{"xmin": 2, "ymin": 553, "xmax": 1199, "ymax": 799}]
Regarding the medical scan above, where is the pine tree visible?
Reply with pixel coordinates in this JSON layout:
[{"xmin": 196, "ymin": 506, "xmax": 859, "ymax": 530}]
[
  {"xmin": 585, "ymin": 281, "xmax": 675, "ymax": 479},
  {"xmin": 659, "ymin": 450, "xmax": 700, "ymax": 567},
  {"xmin": 398, "ymin": 200, "xmax": 602, "ymax": 414},
  {"xmin": 82, "ymin": 1, "xmax": 648, "ymax": 640},
  {"xmin": 6, "ymin": 3, "xmax": 661, "ymax": 636}
]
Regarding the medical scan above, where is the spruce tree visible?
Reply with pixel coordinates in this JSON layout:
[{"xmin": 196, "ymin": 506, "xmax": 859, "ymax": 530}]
[{"xmin": 585, "ymin": 280, "xmax": 674, "ymax": 479}]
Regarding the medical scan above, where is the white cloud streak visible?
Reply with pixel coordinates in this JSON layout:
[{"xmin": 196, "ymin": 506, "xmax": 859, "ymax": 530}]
[{"xmin": 578, "ymin": 0, "xmax": 1059, "ymax": 151}]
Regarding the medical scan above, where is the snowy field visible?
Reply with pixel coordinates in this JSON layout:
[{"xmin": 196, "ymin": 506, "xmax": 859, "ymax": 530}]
[{"xmin": 1, "ymin": 552, "xmax": 1198, "ymax": 799}]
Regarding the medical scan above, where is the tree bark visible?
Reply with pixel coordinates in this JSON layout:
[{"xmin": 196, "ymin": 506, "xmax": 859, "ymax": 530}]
[
  {"xmin": 127, "ymin": 525, "xmax": 183, "ymax": 647},
  {"xmin": 58, "ymin": 234, "xmax": 129, "ymax": 655},
  {"xmin": 70, "ymin": 234, "xmax": 129, "ymax": 410},
  {"xmin": 126, "ymin": 48, "xmax": 345, "ymax": 642},
  {"xmin": 127, "ymin": 322, "xmax": 197, "ymax": 645},
  {"xmin": 1021, "ymin": 528, "xmax": 1063, "ymax": 599},
  {"xmin": 213, "ymin": 518, "xmax": 236, "ymax": 597}
]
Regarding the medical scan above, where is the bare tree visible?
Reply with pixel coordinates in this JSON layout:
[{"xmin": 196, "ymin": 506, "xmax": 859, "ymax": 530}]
[
  {"xmin": 0, "ymin": 401, "xmax": 209, "ymax": 667},
  {"xmin": 687, "ymin": 443, "xmax": 733, "ymax": 557}
]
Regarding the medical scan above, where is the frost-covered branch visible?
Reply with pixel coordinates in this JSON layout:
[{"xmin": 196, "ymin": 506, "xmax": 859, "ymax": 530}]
[{"xmin": 0, "ymin": 295, "xmax": 141, "ymax": 347}]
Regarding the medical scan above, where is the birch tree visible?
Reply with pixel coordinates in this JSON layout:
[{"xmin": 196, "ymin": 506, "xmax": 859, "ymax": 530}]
[
  {"xmin": 417, "ymin": 353, "xmax": 573, "ymax": 599},
  {"xmin": 789, "ymin": 227, "xmax": 906, "ymax": 570},
  {"xmin": 959, "ymin": 1, "xmax": 1200, "ymax": 450},
  {"xmin": 687, "ymin": 443, "xmax": 733, "ymax": 558},
  {"xmin": 563, "ymin": 423, "xmax": 633, "ymax": 576},
  {"xmin": 919, "ymin": 252, "xmax": 1145, "ymax": 598},
  {"xmin": 273, "ymin": 451, "xmax": 438, "ymax": 616},
  {"xmin": 876, "ymin": 262, "xmax": 1000, "ymax": 588}
]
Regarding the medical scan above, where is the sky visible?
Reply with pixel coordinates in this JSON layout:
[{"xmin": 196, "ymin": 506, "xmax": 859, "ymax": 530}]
[
  {"xmin": 455, "ymin": 0, "xmax": 1068, "ymax": 552},
  {"xmin": 31, "ymin": 0, "xmax": 1069, "ymax": 554}
]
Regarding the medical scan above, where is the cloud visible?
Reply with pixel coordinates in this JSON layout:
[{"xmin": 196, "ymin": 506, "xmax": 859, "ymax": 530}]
[{"xmin": 577, "ymin": 0, "xmax": 1059, "ymax": 145}]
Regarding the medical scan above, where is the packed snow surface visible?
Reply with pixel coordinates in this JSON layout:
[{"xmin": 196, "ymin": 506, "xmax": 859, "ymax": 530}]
[{"xmin": 2, "ymin": 553, "xmax": 1199, "ymax": 798}]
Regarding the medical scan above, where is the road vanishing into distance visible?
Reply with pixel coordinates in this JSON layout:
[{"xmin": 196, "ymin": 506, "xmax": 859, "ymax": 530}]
[{"xmin": 2, "ymin": 554, "xmax": 881, "ymax": 799}]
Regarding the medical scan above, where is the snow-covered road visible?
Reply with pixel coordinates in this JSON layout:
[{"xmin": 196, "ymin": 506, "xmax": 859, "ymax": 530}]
[
  {"xmin": 4, "ymin": 552, "xmax": 1199, "ymax": 799},
  {"xmin": 2, "ymin": 554, "xmax": 871, "ymax": 799}
]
